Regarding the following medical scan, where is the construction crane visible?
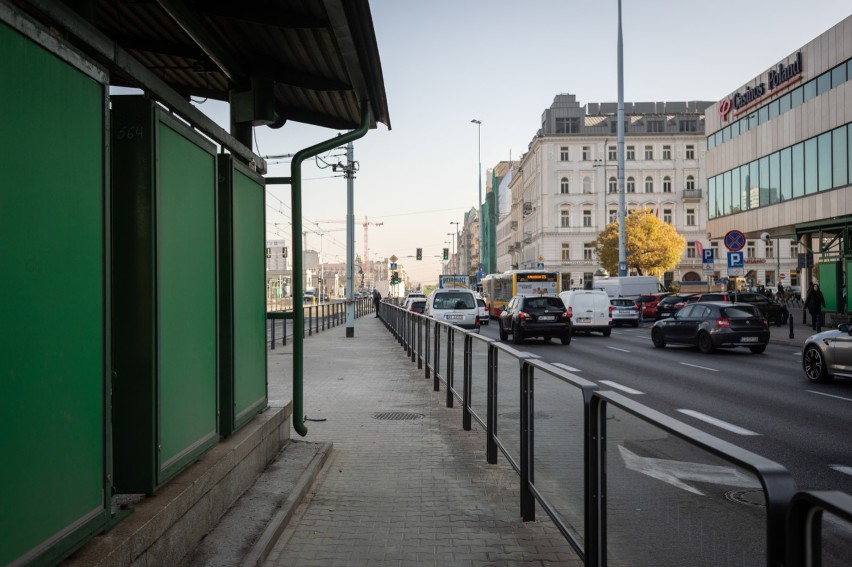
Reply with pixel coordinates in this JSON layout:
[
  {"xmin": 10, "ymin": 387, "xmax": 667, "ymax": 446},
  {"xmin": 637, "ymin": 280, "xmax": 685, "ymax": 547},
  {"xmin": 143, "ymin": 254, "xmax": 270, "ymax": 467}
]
[{"xmin": 315, "ymin": 217, "xmax": 384, "ymax": 283}]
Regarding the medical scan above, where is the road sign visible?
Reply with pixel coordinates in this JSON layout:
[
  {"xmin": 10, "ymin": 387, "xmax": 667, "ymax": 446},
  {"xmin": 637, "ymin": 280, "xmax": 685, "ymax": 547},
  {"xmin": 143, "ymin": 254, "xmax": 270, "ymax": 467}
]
[
  {"xmin": 724, "ymin": 230, "xmax": 745, "ymax": 252},
  {"xmin": 702, "ymin": 249, "xmax": 715, "ymax": 263},
  {"xmin": 536, "ymin": 262, "xmax": 544, "ymax": 269},
  {"xmin": 780, "ymin": 274, "xmax": 786, "ymax": 280},
  {"xmin": 727, "ymin": 251, "xmax": 744, "ymax": 276},
  {"xmin": 390, "ymin": 262, "xmax": 397, "ymax": 270}
]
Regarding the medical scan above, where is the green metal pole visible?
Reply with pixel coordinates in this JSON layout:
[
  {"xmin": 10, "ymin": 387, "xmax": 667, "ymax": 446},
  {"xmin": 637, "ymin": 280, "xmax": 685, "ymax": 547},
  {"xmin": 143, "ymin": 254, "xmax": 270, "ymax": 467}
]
[{"xmin": 289, "ymin": 103, "xmax": 371, "ymax": 436}]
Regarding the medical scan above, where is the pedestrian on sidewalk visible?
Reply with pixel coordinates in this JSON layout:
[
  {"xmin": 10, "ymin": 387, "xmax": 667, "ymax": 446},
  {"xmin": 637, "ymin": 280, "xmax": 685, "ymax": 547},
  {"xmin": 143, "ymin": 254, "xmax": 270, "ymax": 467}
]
[
  {"xmin": 372, "ymin": 288, "xmax": 382, "ymax": 318},
  {"xmin": 804, "ymin": 282, "xmax": 826, "ymax": 330}
]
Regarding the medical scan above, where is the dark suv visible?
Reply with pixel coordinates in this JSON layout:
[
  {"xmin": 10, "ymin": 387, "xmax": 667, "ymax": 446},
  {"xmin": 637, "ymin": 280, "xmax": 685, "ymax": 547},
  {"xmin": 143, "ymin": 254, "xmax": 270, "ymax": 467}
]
[{"xmin": 498, "ymin": 294, "xmax": 572, "ymax": 345}]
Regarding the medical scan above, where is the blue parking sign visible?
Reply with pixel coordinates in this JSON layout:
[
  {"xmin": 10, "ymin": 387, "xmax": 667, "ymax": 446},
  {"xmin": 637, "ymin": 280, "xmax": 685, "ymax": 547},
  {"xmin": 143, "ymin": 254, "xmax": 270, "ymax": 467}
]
[{"xmin": 702, "ymin": 249, "xmax": 714, "ymax": 263}]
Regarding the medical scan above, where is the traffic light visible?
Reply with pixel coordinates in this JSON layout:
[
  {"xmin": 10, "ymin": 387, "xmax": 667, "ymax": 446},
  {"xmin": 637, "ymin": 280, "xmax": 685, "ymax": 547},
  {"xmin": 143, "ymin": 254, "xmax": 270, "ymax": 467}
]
[
  {"xmin": 442, "ymin": 248, "xmax": 449, "ymax": 260},
  {"xmin": 282, "ymin": 246, "xmax": 288, "ymax": 258},
  {"xmin": 392, "ymin": 271, "xmax": 399, "ymax": 284},
  {"xmin": 416, "ymin": 247, "xmax": 422, "ymax": 261}
]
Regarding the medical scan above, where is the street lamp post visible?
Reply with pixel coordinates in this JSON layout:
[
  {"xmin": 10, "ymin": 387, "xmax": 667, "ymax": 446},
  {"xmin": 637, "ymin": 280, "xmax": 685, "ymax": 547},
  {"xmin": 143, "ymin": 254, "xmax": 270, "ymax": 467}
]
[
  {"xmin": 446, "ymin": 232, "xmax": 456, "ymax": 275},
  {"xmin": 471, "ymin": 119, "xmax": 483, "ymax": 278},
  {"xmin": 449, "ymin": 221, "xmax": 460, "ymax": 274}
]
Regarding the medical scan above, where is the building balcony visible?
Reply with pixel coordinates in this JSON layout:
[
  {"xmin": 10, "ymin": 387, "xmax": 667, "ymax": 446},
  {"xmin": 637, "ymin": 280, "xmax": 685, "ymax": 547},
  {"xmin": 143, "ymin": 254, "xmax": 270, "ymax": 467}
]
[{"xmin": 682, "ymin": 189, "xmax": 703, "ymax": 201}]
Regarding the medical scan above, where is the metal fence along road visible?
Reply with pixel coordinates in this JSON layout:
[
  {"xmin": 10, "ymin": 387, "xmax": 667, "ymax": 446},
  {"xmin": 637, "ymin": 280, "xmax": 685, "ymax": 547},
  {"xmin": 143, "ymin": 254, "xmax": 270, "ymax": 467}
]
[{"xmin": 378, "ymin": 300, "xmax": 852, "ymax": 567}]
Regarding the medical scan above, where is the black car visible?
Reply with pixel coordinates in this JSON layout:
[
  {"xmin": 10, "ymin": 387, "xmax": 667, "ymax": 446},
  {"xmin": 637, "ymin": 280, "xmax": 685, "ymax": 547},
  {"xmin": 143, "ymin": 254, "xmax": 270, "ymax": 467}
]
[
  {"xmin": 655, "ymin": 295, "xmax": 689, "ymax": 320},
  {"xmin": 651, "ymin": 301, "xmax": 769, "ymax": 354},
  {"xmin": 499, "ymin": 294, "xmax": 572, "ymax": 345},
  {"xmin": 728, "ymin": 292, "xmax": 787, "ymax": 325}
]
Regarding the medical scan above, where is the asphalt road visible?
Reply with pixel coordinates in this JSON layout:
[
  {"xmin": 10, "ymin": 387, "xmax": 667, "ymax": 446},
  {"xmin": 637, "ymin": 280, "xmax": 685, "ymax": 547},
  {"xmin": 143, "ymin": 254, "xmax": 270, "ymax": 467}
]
[{"xmin": 477, "ymin": 319, "xmax": 852, "ymax": 496}]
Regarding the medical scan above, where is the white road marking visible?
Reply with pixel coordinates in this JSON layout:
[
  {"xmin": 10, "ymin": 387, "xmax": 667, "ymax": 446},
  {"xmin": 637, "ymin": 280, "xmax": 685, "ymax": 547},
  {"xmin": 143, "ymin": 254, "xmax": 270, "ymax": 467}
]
[
  {"xmin": 619, "ymin": 445, "xmax": 760, "ymax": 495},
  {"xmin": 679, "ymin": 362, "xmax": 719, "ymax": 372},
  {"xmin": 607, "ymin": 346, "xmax": 631, "ymax": 353},
  {"xmin": 553, "ymin": 362, "xmax": 581, "ymax": 372},
  {"xmin": 830, "ymin": 465, "xmax": 852, "ymax": 476},
  {"xmin": 599, "ymin": 380, "xmax": 644, "ymax": 395},
  {"xmin": 808, "ymin": 390, "xmax": 852, "ymax": 403},
  {"xmin": 677, "ymin": 409, "xmax": 761, "ymax": 436}
]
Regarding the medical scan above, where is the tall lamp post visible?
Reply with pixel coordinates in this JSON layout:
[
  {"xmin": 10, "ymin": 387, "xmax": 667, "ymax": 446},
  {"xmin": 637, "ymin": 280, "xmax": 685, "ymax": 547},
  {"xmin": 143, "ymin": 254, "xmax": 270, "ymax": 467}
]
[
  {"xmin": 471, "ymin": 119, "xmax": 483, "ymax": 278},
  {"xmin": 446, "ymin": 232, "xmax": 456, "ymax": 275},
  {"xmin": 449, "ymin": 221, "xmax": 460, "ymax": 274}
]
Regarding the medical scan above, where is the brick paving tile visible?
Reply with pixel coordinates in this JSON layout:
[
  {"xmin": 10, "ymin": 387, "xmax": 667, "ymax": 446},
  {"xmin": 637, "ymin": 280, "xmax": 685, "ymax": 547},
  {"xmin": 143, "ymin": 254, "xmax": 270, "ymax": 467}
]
[{"xmin": 263, "ymin": 318, "xmax": 584, "ymax": 567}]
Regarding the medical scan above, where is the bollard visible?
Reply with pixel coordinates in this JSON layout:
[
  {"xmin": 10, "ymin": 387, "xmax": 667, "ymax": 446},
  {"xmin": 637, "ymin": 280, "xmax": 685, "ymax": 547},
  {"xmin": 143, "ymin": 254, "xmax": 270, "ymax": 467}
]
[{"xmin": 789, "ymin": 311, "xmax": 794, "ymax": 339}]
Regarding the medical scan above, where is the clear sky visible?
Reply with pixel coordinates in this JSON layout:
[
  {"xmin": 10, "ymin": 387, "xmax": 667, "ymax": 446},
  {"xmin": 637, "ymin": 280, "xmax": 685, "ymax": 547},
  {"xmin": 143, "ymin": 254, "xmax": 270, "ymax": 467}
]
[{"xmin": 194, "ymin": 0, "xmax": 851, "ymax": 286}]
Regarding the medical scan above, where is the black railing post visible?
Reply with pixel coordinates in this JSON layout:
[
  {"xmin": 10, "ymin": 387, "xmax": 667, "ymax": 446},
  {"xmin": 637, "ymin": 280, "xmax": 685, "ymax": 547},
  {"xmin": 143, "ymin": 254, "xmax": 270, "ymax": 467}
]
[
  {"xmin": 587, "ymin": 395, "xmax": 604, "ymax": 567},
  {"xmin": 486, "ymin": 343, "xmax": 498, "ymax": 464},
  {"xmin": 446, "ymin": 328, "xmax": 454, "ymax": 408},
  {"xmin": 270, "ymin": 317, "xmax": 275, "ymax": 350},
  {"xmin": 424, "ymin": 318, "xmax": 431, "ymax": 379},
  {"xmin": 417, "ymin": 316, "xmax": 423, "ymax": 369},
  {"xmin": 433, "ymin": 323, "xmax": 441, "ymax": 392},
  {"xmin": 520, "ymin": 360, "xmax": 535, "ymax": 521},
  {"xmin": 283, "ymin": 316, "xmax": 288, "ymax": 346},
  {"xmin": 308, "ymin": 306, "xmax": 312, "ymax": 336},
  {"xmin": 462, "ymin": 334, "xmax": 472, "ymax": 431}
]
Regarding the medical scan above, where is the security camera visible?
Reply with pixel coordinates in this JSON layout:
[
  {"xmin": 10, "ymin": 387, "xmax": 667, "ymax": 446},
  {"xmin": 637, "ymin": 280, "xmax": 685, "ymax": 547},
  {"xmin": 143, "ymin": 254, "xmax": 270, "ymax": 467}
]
[{"xmin": 760, "ymin": 232, "xmax": 770, "ymax": 242}]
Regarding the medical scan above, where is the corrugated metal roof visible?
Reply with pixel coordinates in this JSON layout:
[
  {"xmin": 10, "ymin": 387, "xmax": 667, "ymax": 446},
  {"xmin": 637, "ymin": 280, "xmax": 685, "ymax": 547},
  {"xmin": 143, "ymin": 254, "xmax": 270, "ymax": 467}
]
[{"xmin": 13, "ymin": 0, "xmax": 390, "ymax": 132}]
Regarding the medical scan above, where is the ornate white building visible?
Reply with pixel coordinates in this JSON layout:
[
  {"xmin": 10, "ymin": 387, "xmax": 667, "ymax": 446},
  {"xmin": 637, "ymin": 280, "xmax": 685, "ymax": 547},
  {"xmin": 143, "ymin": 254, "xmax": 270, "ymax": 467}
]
[{"xmin": 502, "ymin": 94, "xmax": 714, "ymax": 289}]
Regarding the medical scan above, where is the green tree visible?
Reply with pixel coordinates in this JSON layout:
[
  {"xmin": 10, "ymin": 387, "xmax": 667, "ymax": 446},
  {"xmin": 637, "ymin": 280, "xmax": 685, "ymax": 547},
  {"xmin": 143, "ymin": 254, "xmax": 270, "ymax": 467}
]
[{"xmin": 593, "ymin": 209, "xmax": 685, "ymax": 278}]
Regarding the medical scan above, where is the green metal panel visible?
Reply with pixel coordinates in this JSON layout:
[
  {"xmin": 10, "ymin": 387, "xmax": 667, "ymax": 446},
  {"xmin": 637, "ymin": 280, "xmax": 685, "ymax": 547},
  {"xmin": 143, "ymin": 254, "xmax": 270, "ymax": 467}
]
[
  {"xmin": 111, "ymin": 97, "xmax": 218, "ymax": 493},
  {"xmin": 818, "ymin": 262, "xmax": 841, "ymax": 312},
  {"xmin": 217, "ymin": 155, "xmax": 267, "ymax": 436},
  {"xmin": 0, "ymin": 18, "xmax": 110, "ymax": 566}
]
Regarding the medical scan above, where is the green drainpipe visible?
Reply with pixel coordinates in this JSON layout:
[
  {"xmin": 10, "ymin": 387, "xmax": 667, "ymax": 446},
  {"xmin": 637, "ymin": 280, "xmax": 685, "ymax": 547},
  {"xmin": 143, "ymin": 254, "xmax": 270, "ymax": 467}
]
[{"xmin": 289, "ymin": 103, "xmax": 371, "ymax": 436}]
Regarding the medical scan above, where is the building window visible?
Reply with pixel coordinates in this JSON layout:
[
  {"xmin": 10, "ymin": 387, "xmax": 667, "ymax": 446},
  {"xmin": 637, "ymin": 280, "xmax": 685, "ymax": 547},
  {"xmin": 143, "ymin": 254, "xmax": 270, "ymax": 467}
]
[
  {"xmin": 608, "ymin": 145, "xmax": 617, "ymax": 161},
  {"xmin": 626, "ymin": 177, "xmax": 635, "ymax": 193},
  {"xmin": 680, "ymin": 119, "xmax": 698, "ymax": 132},
  {"xmin": 686, "ymin": 145, "xmax": 695, "ymax": 159},
  {"xmin": 584, "ymin": 243, "xmax": 594, "ymax": 260},
  {"xmin": 582, "ymin": 146, "xmax": 591, "ymax": 161},
  {"xmin": 663, "ymin": 176, "xmax": 672, "ymax": 193},
  {"xmin": 648, "ymin": 120, "xmax": 664, "ymax": 133},
  {"xmin": 266, "ymin": 248, "xmax": 272, "ymax": 258},
  {"xmin": 561, "ymin": 209, "xmax": 570, "ymax": 228},
  {"xmin": 686, "ymin": 208, "xmax": 696, "ymax": 226},
  {"xmin": 561, "ymin": 242, "xmax": 570, "ymax": 261},
  {"xmin": 686, "ymin": 175, "xmax": 695, "ymax": 190},
  {"xmin": 561, "ymin": 177, "xmax": 570, "ymax": 194},
  {"xmin": 687, "ymin": 242, "xmax": 696, "ymax": 258},
  {"xmin": 790, "ymin": 241, "xmax": 799, "ymax": 258},
  {"xmin": 609, "ymin": 208, "xmax": 617, "ymax": 223},
  {"xmin": 626, "ymin": 145, "xmax": 635, "ymax": 160},
  {"xmin": 555, "ymin": 117, "xmax": 579, "ymax": 133},
  {"xmin": 663, "ymin": 208, "xmax": 672, "ymax": 224},
  {"xmin": 662, "ymin": 145, "xmax": 672, "ymax": 160},
  {"xmin": 583, "ymin": 176, "xmax": 592, "ymax": 194},
  {"xmin": 583, "ymin": 209, "xmax": 592, "ymax": 227},
  {"xmin": 560, "ymin": 146, "xmax": 569, "ymax": 161},
  {"xmin": 766, "ymin": 240, "xmax": 775, "ymax": 259},
  {"xmin": 747, "ymin": 241, "xmax": 756, "ymax": 259},
  {"xmin": 644, "ymin": 145, "xmax": 653, "ymax": 160},
  {"xmin": 609, "ymin": 177, "xmax": 617, "ymax": 193},
  {"xmin": 645, "ymin": 176, "xmax": 654, "ymax": 193}
]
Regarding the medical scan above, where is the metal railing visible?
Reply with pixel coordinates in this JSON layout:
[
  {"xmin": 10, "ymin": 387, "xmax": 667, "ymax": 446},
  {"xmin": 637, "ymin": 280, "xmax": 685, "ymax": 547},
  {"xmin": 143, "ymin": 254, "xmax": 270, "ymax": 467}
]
[
  {"xmin": 267, "ymin": 297, "xmax": 373, "ymax": 348},
  {"xmin": 379, "ymin": 302, "xmax": 852, "ymax": 566}
]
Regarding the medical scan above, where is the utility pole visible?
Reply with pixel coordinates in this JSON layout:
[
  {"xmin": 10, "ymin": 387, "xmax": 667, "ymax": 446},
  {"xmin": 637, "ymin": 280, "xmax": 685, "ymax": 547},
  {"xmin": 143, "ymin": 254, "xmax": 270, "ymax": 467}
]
[{"xmin": 344, "ymin": 142, "xmax": 356, "ymax": 337}]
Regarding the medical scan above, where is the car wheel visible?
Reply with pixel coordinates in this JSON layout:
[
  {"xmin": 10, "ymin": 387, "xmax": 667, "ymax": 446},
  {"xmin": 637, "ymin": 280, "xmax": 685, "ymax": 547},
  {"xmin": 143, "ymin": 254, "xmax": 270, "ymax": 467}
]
[
  {"xmin": 560, "ymin": 333, "xmax": 572, "ymax": 345},
  {"xmin": 512, "ymin": 326, "xmax": 524, "ymax": 345},
  {"xmin": 499, "ymin": 323, "xmax": 508, "ymax": 341},
  {"xmin": 543, "ymin": 337, "xmax": 552, "ymax": 342},
  {"xmin": 651, "ymin": 328, "xmax": 666, "ymax": 348},
  {"xmin": 749, "ymin": 345, "xmax": 767, "ymax": 354},
  {"xmin": 803, "ymin": 344, "xmax": 833, "ymax": 383},
  {"xmin": 602, "ymin": 328, "xmax": 612, "ymax": 337},
  {"xmin": 697, "ymin": 332, "xmax": 714, "ymax": 354}
]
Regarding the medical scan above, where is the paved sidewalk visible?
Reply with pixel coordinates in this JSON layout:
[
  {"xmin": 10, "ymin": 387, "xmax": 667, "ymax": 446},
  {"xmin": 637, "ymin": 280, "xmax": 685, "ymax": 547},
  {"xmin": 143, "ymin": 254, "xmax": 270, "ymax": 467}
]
[{"xmin": 262, "ymin": 316, "xmax": 583, "ymax": 567}]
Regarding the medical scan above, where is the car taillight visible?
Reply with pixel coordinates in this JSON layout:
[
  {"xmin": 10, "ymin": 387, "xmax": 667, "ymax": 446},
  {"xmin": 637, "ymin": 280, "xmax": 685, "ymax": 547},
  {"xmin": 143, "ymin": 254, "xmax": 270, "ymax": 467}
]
[
  {"xmin": 608, "ymin": 305, "xmax": 615, "ymax": 318},
  {"xmin": 475, "ymin": 316, "xmax": 480, "ymax": 326},
  {"xmin": 761, "ymin": 319, "xmax": 768, "ymax": 329},
  {"xmin": 632, "ymin": 305, "xmax": 639, "ymax": 311},
  {"xmin": 561, "ymin": 311, "xmax": 571, "ymax": 319},
  {"xmin": 716, "ymin": 317, "xmax": 731, "ymax": 328},
  {"xmin": 566, "ymin": 306, "xmax": 572, "ymax": 318},
  {"xmin": 518, "ymin": 311, "xmax": 530, "ymax": 319}
]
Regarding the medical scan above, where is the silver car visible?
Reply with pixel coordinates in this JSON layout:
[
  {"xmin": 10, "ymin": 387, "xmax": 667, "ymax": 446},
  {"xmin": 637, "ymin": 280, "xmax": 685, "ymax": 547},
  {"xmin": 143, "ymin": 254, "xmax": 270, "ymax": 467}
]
[
  {"xmin": 802, "ymin": 323, "xmax": 852, "ymax": 382},
  {"xmin": 425, "ymin": 289, "xmax": 480, "ymax": 332},
  {"xmin": 610, "ymin": 298, "xmax": 639, "ymax": 327}
]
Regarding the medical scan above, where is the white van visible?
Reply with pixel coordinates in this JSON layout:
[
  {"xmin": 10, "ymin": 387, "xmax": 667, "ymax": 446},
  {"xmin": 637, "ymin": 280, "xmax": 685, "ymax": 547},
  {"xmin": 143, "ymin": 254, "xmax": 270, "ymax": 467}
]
[
  {"xmin": 559, "ymin": 289, "xmax": 613, "ymax": 336},
  {"xmin": 425, "ymin": 288, "xmax": 480, "ymax": 331}
]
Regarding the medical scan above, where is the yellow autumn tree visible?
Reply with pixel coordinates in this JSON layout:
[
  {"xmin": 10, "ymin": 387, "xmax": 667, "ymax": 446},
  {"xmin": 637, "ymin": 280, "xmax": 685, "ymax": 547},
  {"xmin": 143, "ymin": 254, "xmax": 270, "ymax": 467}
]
[{"xmin": 593, "ymin": 209, "xmax": 685, "ymax": 278}]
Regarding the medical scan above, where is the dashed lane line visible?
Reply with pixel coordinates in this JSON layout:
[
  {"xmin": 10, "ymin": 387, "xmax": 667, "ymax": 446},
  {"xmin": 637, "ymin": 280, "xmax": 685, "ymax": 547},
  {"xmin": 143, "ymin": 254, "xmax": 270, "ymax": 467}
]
[
  {"xmin": 679, "ymin": 361, "xmax": 719, "ymax": 372},
  {"xmin": 808, "ymin": 390, "xmax": 852, "ymax": 403},
  {"xmin": 830, "ymin": 465, "xmax": 852, "ymax": 476},
  {"xmin": 677, "ymin": 409, "xmax": 760, "ymax": 436},
  {"xmin": 553, "ymin": 362, "xmax": 581, "ymax": 373},
  {"xmin": 606, "ymin": 346, "xmax": 631, "ymax": 353},
  {"xmin": 599, "ymin": 380, "xmax": 644, "ymax": 395}
]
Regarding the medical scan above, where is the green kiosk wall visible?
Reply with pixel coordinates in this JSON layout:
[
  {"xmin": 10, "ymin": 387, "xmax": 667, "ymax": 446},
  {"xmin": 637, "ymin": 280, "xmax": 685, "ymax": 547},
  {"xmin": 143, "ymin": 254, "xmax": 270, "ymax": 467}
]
[
  {"xmin": 217, "ymin": 155, "xmax": 268, "ymax": 436},
  {"xmin": 111, "ymin": 96, "xmax": 219, "ymax": 493},
  {"xmin": 0, "ymin": 17, "xmax": 112, "ymax": 566},
  {"xmin": 818, "ymin": 262, "xmax": 841, "ymax": 312}
]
